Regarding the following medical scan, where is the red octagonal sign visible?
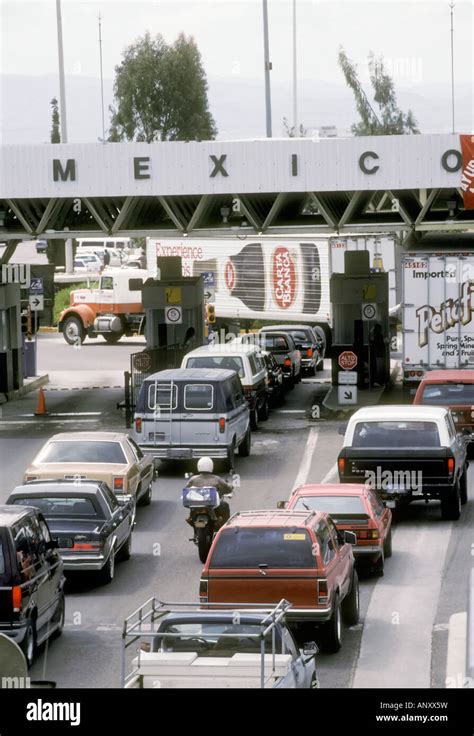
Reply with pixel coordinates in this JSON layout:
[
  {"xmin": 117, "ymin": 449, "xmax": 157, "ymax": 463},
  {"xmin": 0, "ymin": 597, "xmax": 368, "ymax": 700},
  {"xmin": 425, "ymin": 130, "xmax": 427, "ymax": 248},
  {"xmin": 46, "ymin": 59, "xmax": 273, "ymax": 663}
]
[{"xmin": 338, "ymin": 351, "xmax": 358, "ymax": 370}]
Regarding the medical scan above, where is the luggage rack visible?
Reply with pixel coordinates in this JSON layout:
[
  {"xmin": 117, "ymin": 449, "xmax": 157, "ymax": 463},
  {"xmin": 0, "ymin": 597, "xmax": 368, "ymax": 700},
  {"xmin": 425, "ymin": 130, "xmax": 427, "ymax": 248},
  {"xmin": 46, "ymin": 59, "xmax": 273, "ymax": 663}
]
[{"xmin": 121, "ymin": 598, "xmax": 293, "ymax": 689}]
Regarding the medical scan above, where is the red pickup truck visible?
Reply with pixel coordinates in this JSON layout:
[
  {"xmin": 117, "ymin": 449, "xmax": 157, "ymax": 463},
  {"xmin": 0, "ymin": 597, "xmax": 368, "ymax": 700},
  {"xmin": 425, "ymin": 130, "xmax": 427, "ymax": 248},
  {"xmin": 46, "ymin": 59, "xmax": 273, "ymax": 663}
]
[{"xmin": 199, "ymin": 509, "xmax": 358, "ymax": 652}]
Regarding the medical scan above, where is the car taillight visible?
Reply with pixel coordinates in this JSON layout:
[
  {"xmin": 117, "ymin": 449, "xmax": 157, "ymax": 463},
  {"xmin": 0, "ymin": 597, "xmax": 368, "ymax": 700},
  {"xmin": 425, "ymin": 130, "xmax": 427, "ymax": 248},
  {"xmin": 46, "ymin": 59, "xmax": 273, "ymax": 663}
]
[
  {"xmin": 219, "ymin": 417, "xmax": 226, "ymax": 433},
  {"xmin": 135, "ymin": 417, "xmax": 142, "ymax": 433},
  {"xmin": 72, "ymin": 542, "xmax": 101, "ymax": 550},
  {"xmin": 12, "ymin": 586, "xmax": 22, "ymax": 612},
  {"xmin": 447, "ymin": 457, "xmax": 454, "ymax": 475},
  {"xmin": 307, "ymin": 348, "xmax": 313, "ymax": 358},
  {"xmin": 338, "ymin": 457, "xmax": 345, "ymax": 474},
  {"xmin": 113, "ymin": 477, "xmax": 125, "ymax": 492},
  {"xmin": 317, "ymin": 579, "xmax": 329, "ymax": 605},
  {"xmin": 25, "ymin": 475, "xmax": 38, "ymax": 482},
  {"xmin": 369, "ymin": 529, "xmax": 379, "ymax": 539},
  {"xmin": 284, "ymin": 358, "xmax": 292, "ymax": 367},
  {"xmin": 199, "ymin": 578, "xmax": 208, "ymax": 602}
]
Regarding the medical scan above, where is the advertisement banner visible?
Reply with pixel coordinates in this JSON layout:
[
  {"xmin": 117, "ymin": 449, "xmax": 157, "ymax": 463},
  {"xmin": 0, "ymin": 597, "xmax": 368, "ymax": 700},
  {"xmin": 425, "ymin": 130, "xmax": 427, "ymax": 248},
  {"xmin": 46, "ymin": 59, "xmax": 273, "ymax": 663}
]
[{"xmin": 460, "ymin": 134, "xmax": 474, "ymax": 210}]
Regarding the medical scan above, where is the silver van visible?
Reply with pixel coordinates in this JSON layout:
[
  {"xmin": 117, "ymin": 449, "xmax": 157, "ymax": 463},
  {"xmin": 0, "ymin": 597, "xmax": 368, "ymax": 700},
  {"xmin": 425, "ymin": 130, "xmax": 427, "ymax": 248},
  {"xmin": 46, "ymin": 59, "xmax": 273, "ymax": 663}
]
[{"xmin": 132, "ymin": 369, "xmax": 251, "ymax": 468}]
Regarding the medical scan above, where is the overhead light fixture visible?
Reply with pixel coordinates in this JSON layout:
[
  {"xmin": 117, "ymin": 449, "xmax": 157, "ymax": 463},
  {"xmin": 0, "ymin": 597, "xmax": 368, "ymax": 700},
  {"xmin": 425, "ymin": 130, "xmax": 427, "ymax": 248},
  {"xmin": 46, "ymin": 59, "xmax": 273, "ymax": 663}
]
[
  {"xmin": 0, "ymin": 210, "xmax": 6, "ymax": 228},
  {"xmin": 220, "ymin": 206, "xmax": 231, "ymax": 223},
  {"xmin": 446, "ymin": 199, "xmax": 457, "ymax": 218}
]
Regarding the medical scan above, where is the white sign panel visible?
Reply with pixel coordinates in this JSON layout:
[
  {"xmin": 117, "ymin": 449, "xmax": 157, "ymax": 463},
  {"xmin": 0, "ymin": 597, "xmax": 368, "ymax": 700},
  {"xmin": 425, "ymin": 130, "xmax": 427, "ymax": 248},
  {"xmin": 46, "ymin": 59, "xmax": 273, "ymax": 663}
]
[
  {"xmin": 29, "ymin": 294, "xmax": 44, "ymax": 311},
  {"xmin": 338, "ymin": 371, "xmax": 358, "ymax": 385},
  {"xmin": 165, "ymin": 306, "xmax": 182, "ymax": 324},
  {"xmin": 338, "ymin": 385, "xmax": 358, "ymax": 405},
  {"xmin": 362, "ymin": 302, "xmax": 377, "ymax": 321}
]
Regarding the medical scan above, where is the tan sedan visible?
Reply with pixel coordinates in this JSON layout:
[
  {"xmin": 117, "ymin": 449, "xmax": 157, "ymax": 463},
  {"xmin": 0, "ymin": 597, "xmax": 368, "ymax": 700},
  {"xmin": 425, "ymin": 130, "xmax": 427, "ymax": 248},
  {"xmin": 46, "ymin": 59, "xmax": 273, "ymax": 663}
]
[{"xmin": 24, "ymin": 432, "xmax": 155, "ymax": 507}]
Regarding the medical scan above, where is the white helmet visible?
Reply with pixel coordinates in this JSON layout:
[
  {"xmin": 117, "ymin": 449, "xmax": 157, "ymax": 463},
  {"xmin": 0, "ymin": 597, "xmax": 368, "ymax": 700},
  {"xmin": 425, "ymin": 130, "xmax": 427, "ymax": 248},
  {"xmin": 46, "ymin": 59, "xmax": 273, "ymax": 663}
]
[{"xmin": 197, "ymin": 457, "xmax": 214, "ymax": 473}]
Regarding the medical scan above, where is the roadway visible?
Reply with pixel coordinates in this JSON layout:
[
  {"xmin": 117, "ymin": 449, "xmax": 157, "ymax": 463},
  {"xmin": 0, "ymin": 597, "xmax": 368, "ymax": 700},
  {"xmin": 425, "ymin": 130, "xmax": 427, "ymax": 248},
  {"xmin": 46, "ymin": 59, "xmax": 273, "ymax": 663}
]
[{"xmin": 0, "ymin": 334, "xmax": 471, "ymax": 689}]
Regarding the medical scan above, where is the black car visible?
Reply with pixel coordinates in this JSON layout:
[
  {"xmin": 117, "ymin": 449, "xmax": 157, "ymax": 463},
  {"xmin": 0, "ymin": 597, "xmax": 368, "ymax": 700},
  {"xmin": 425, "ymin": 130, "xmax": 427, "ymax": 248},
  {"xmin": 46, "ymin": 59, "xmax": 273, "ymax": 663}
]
[
  {"xmin": 7, "ymin": 480, "xmax": 135, "ymax": 585},
  {"xmin": 0, "ymin": 505, "xmax": 65, "ymax": 667},
  {"xmin": 261, "ymin": 350, "xmax": 284, "ymax": 404}
]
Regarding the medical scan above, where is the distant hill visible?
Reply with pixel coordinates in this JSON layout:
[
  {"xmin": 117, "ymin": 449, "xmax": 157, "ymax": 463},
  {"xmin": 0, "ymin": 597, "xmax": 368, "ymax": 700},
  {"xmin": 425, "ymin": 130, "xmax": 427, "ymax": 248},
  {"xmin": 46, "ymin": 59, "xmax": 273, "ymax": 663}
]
[{"xmin": 1, "ymin": 73, "xmax": 472, "ymax": 143}]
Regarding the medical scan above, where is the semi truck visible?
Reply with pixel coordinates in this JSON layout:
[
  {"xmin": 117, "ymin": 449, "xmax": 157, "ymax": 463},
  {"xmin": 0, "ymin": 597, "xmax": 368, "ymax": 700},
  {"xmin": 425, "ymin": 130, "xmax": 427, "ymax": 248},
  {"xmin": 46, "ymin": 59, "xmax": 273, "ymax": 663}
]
[{"xmin": 402, "ymin": 252, "xmax": 474, "ymax": 394}]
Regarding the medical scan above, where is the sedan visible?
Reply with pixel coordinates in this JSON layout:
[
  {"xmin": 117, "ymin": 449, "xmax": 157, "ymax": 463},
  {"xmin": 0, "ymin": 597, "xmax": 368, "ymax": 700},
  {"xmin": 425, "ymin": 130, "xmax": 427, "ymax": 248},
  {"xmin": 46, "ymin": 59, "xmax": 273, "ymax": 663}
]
[
  {"xmin": 24, "ymin": 431, "xmax": 155, "ymax": 507},
  {"xmin": 6, "ymin": 480, "xmax": 135, "ymax": 584},
  {"xmin": 280, "ymin": 483, "xmax": 392, "ymax": 574}
]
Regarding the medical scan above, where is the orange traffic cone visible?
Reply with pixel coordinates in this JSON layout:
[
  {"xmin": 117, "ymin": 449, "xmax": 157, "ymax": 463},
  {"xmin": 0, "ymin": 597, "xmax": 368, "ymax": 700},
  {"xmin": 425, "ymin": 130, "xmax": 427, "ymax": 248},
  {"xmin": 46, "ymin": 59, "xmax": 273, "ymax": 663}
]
[{"xmin": 34, "ymin": 388, "xmax": 49, "ymax": 416}]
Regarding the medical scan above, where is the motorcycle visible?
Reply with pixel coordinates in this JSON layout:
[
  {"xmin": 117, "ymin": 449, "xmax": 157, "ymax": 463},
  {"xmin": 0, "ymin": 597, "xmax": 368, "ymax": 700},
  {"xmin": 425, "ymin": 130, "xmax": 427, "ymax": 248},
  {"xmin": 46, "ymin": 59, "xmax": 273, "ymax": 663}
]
[{"xmin": 182, "ymin": 473, "xmax": 234, "ymax": 563}]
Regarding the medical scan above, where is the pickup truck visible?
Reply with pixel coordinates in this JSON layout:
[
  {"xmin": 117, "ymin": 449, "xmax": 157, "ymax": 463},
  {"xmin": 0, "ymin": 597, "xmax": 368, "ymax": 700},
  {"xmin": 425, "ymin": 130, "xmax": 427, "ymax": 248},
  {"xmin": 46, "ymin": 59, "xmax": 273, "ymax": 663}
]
[
  {"xmin": 337, "ymin": 405, "xmax": 468, "ymax": 520},
  {"xmin": 258, "ymin": 332, "xmax": 302, "ymax": 388},
  {"xmin": 121, "ymin": 598, "xmax": 319, "ymax": 689}
]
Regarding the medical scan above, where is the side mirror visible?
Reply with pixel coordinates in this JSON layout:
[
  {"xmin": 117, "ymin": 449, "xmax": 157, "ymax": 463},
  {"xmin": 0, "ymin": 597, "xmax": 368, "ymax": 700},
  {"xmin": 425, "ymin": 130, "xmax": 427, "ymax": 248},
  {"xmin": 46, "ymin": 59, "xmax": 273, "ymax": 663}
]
[
  {"xmin": 302, "ymin": 641, "xmax": 319, "ymax": 658},
  {"xmin": 338, "ymin": 425, "xmax": 347, "ymax": 436},
  {"xmin": 277, "ymin": 501, "xmax": 287, "ymax": 509},
  {"xmin": 343, "ymin": 530, "xmax": 357, "ymax": 546}
]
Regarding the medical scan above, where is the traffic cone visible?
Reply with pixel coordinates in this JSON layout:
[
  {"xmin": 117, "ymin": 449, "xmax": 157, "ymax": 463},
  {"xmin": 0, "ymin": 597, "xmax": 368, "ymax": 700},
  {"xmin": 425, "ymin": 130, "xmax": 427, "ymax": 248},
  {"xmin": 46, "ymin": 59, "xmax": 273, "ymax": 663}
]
[{"xmin": 34, "ymin": 388, "xmax": 49, "ymax": 416}]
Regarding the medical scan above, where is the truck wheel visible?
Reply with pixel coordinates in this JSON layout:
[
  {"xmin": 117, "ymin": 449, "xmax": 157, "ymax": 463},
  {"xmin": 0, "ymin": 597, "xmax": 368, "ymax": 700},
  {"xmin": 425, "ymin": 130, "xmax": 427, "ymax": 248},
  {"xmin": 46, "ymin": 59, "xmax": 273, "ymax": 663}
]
[
  {"xmin": 341, "ymin": 571, "xmax": 360, "ymax": 626},
  {"xmin": 440, "ymin": 481, "xmax": 461, "ymax": 521},
  {"xmin": 21, "ymin": 619, "xmax": 37, "ymax": 668},
  {"xmin": 238, "ymin": 427, "xmax": 251, "ymax": 457},
  {"xmin": 225, "ymin": 441, "xmax": 235, "ymax": 471},
  {"xmin": 460, "ymin": 470, "xmax": 468, "ymax": 505},
  {"xmin": 383, "ymin": 528, "xmax": 393, "ymax": 558},
  {"xmin": 197, "ymin": 526, "xmax": 212, "ymax": 563},
  {"xmin": 63, "ymin": 316, "xmax": 85, "ymax": 345},
  {"xmin": 257, "ymin": 397, "xmax": 269, "ymax": 421},
  {"xmin": 318, "ymin": 599, "xmax": 342, "ymax": 653},
  {"xmin": 103, "ymin": 332, "xmax": 123, "ymax": 344}
]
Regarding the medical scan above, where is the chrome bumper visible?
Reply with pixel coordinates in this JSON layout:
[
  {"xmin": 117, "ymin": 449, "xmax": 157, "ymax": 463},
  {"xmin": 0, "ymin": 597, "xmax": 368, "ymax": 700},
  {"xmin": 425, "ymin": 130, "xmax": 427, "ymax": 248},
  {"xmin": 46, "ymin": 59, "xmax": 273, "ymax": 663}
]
[{"xmin": 139, "ymin": 446, "xmax": 228, "ymax": 459}]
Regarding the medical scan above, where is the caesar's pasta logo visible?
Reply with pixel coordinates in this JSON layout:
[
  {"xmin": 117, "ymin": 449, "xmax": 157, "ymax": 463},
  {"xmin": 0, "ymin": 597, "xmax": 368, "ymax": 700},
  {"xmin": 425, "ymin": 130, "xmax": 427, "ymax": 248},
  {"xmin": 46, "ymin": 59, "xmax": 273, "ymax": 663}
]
[{"xmin": 416, "ymin": 281, "xmax": 474, "ymax": 349}]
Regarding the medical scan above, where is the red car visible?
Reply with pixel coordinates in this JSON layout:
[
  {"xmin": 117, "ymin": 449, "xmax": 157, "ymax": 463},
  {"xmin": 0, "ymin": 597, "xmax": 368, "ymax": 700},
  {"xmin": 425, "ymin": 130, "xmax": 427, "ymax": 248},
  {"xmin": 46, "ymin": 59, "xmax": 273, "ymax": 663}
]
[
  {"xmin": 414, "ymin": 370, "xmax": 474, "ymax": 438},
  {"xmin": 282, "ymin": 483, "xmax": 392, "ymax": 574}
]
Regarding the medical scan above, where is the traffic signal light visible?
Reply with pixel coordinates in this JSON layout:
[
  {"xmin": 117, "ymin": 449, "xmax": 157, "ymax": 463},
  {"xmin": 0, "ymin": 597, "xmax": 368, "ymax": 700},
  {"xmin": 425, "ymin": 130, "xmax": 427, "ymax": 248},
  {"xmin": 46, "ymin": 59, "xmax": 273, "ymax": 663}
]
[
  {"xmin": 207, "ymin": 304, "xmax": 216, "ymax": 324},
  {"xmin": 21, "ymin": 310, "xmax": 32, "ymax": 338}
]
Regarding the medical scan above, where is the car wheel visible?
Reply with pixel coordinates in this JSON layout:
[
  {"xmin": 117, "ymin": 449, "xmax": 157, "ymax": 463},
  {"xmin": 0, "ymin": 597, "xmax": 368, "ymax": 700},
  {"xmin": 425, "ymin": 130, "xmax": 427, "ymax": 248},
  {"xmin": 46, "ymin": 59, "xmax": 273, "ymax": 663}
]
[
  {"xmin": 460, "ymin": 470, "xmax": 468, "ymax": 505},
  {"xmin": 103, "ymin": 331, "xmax": 123, "ymax": 344},
  {"xmin": 250, "ymin": 409, "xmax": 259, "ymax": 430},
  {"xmin": 318, "ymin": 599, "xmax": 342, "ymax": 653},
  {"xmin": 118, "ymin": 532, "xmax": 132, "ymax": 561},
  {"xmin": 226, "ymin": 441, "xmax": 236, "ymax": 471},
  {"xmin": 100, "ymin": 548, "xmax": 116, "ymax": 584},
  {"xmin": 21, "ymin": 619, "xmax": 37, "ymax": 668},
  {"xmin": 441, "ymin": 481, "xmax": 461, "ymax": 521},
  {"xmin": 383, "ymin": 528, "xmax": 393, "ymax": 558},
  {"xmin": 138, "ymin": 482, "xmax": 153, "ymax": 507},
  {"xmin": 257, "ymin": 397, "xmax": 269, "ymax": 421},
  {"xmin": 51, "ymin": 593, "xmax": 65, "ymax": 639},
  {"xmin": 238, "ymin": 427, "xmax": 251, "ymax": 457},
  {"xmin": 62, "ymin": 316, "xmax": 85, "ymax": 346},
  {"xmin": 341, "ymin": 571, "xmax": 360, "ymax": 626}
]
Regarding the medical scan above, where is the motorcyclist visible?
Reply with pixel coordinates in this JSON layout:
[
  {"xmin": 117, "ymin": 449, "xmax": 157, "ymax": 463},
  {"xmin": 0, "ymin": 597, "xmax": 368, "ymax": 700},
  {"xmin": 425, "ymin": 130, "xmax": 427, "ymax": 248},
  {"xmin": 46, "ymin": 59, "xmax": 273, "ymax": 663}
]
[{"xmin": 185, "ymin": 457, "xmax": 233, "ymax": 525}]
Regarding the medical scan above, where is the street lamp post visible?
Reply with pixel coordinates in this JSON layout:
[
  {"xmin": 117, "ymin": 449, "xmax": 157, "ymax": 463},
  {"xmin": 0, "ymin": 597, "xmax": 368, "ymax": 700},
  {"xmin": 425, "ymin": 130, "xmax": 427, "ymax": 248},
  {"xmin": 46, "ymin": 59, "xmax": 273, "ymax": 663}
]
[
  {"xmin": 293, "ymin": 0, "xmax": 298, "ymax": 136},
  {"xmin": 262, "ymin": 0, "xmax": 272, "ymax": 137}
]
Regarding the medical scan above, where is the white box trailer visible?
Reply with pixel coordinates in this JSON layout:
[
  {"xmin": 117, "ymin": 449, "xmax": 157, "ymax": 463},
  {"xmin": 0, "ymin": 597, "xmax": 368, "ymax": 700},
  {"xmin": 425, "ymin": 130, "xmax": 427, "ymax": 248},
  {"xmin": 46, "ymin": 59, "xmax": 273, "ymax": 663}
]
[{"xmin": 402, "ymin": 253, "xmax": 474, "ymax": 393}]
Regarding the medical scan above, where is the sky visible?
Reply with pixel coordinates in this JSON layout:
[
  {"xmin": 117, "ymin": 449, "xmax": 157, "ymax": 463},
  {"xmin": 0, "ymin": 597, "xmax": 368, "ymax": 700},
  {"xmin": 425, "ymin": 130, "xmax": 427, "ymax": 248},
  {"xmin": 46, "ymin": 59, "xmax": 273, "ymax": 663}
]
[{"xmin": 0, "ymin": 0, "xmax": 473, "ymax": 141}]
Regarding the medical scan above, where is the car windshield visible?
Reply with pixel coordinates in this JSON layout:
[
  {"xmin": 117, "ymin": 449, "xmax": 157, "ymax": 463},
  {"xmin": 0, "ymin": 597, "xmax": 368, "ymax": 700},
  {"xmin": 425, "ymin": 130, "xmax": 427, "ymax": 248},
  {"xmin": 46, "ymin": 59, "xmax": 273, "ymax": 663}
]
[
  {"xmin": 12, "ymin": 497, "xmax": 98, "ymax": 517},
  {"xmin": 420, "ymin": 383, "xmax": 474, "ymax": 405},
  {"xmin": 210, "ymin": 528, "xmax": 316, "ymax": 568},
  {"xmin": 289, "ymin": 331, "xmax": 308, "ymax": 343},
  {"xmin": 293, "ymin": 495, "xmax": 366, "ymax": 514},
  {"xmin": 263, "ymin": 336, "xmax": 289, "ymax": 351},
  {"xmin": 352, "ymin": 421, "xmax": 440, "ymax": 448},
  {"xmin": 37, "ymin": 441, "xmax": 127, "ymax": 464},
  {"xmin": 154, "ymin": 622, "xmax": 282, "ymax": 657},
  {"xmin": 186, "ymin": 356, "xmax": 244, "ymax": 379}
]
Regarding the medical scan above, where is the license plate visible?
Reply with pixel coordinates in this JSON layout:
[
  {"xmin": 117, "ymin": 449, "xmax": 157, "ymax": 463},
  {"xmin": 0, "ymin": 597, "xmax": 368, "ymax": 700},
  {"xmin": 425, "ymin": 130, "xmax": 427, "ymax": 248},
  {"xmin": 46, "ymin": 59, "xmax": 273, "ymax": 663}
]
[
  {"xmin": 386, "ymin": 500, "xmax": 396, "ymax": 509},
  {"xmin": 167, "ymin": 448, "xmax": 192, "ymax": 458}
]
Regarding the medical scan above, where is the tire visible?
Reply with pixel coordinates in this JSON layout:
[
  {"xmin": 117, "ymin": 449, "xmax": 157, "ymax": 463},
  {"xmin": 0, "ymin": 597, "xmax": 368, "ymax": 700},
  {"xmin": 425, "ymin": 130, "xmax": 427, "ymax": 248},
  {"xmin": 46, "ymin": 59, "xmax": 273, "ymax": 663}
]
[
  {"xmin": 226, "ymin": 441, "xmax": 235, "ymax": 471},
  {"xmin": 62, "ymin": 316, "xmax": 85, "ymax": 346},
  {"xmin": 117, "ymin": 532, "xmax": 132, "ymax": 561},
  {"xmin": 341, "ymin": 571, "xmax": 360, "ymax": 626},
  {"xmin": 310, "ymin": 673, "xmax": 320, "ymax": 689},
  {"xmin": 250, "ymin": 408, "xmax": 259, "ymax": 431},
  {"xmin": 51, "ymin": 593, "xmax": 65, "ymax": 639},
  {"xmin": 197, "ymin": 525, "xmax": 212, "ymax": 563},
  {"xmin": 257, "ymin": 397, "xmax": 269, "ymax": 421},
  {"xmin": 460, "ymin": 470, "xmax": 468, "ymax": 505},
  {"xmin": 316, "ymin": 359, "xmax": 324, "ymax": 372},
  {"xmin": 319, "ymin": 599, "xmax": 342, "ymax": 653},
  {"xmin": 21, "ymin": 619, "xmax": 36, "ymax": 668},
  {"xmin": 100, "ymin": 548, "xmax": 116, "ymax": 584},
  {"xmin": 139, "ymin": 482, "xmax": 152, "ymax": 507},
  {"xmin": 103, "ymin": 331, "xmax": 123, "ymax": 344},
  {"xmin": 383, "ymin": 527, "xmax": 393, "ymax": 558},
  {"xmin": 238, "ymin": 427, "xmax": 251, "ymax": 457},
  {"xmin": 441, "ymin": 481, "xmax": 461, "ymax": 521},
  {"xmin": 373, "ymin": 549, "xmax": 385, "ymax": 576}
]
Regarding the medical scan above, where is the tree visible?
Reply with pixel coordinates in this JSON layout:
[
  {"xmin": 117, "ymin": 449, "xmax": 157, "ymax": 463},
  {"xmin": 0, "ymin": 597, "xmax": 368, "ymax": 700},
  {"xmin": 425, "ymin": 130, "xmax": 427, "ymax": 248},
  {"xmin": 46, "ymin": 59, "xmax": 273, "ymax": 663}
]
[
  {"xmin": 109, "ymin": 32, "xmax": 216, "ymax": 142},
  {"xmin": 282, "ymin": 117, "xmax": 307, "ymax": 138},
  {"xmin": 338, "ymin": 48, "xmax": 419, "ymax": 135},
  {"xmin": 50, "ymin": 97, "xmax": 60, "ymax": 143}
]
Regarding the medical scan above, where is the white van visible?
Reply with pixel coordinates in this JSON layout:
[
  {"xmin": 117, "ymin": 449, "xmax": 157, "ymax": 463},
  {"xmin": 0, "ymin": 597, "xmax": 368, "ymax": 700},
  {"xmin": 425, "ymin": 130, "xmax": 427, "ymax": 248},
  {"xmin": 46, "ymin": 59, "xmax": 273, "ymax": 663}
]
[
  {"xmin": 181, "ymin": 344, "xmax": 269, "ymax": 430},
  {"xmin": 76, "ymin": 237, "xmax": 131, "ymax": 252}
]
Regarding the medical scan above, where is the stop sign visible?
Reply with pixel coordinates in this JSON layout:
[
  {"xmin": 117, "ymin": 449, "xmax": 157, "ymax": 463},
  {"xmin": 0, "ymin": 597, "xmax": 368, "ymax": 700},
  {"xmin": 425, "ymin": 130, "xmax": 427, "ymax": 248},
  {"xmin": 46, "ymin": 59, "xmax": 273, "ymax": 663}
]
[{"xmin": 338, "ymin": 351, "xmax": 358, "ymax": 370}]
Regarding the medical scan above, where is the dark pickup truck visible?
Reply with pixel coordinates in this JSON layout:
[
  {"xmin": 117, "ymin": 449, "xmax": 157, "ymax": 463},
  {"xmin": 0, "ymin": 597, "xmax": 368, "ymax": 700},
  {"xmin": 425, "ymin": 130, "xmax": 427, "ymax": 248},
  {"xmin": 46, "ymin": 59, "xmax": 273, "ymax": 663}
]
[{"xmin": 337, "ymin": 406, "xmax": 468, "ymax": 521}]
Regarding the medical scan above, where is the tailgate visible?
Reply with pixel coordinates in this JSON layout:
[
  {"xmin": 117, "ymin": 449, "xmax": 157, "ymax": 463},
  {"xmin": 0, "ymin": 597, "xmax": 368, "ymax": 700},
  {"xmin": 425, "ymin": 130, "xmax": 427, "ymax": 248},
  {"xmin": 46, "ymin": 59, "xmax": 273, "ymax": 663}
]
[
  {"xmin": 207, "ymin": 570, "xmax": 317, "ymax": 608},
  {"xmin": 340, "ymin": 447, "xmax": 449, "ymax": 481}
]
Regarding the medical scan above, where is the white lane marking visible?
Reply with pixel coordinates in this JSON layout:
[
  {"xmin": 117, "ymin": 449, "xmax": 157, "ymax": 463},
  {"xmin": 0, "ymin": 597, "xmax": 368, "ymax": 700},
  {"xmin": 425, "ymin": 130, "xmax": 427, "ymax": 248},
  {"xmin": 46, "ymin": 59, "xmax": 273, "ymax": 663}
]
[
  {"xmin": 0, "ymin": 419, "xmax": 98, "ymax": 426},
  {"xmin": 96, "ymin": 624, "xmax": 122, "ymax": 632},
  {"xmin": 353, "ymin": 521, "xmax": 453, "ymax": 689},
  {"xmin": 292, "ymin": 427, "xmax": 319, "ymax": 490},
  {"xmin": 16, "ymin": 412, "xmax": 102, "ymax": 417},
  {"xmin": 274, "ymin": 410, "xmax": 306, "ymax": 414},
  {"xmin": 320, "ymin": 462, "xmax": 338, "ymax": 484},
  {"xmin": 445, "ymin": 612, "xmax": 467, "ymax": 687}
]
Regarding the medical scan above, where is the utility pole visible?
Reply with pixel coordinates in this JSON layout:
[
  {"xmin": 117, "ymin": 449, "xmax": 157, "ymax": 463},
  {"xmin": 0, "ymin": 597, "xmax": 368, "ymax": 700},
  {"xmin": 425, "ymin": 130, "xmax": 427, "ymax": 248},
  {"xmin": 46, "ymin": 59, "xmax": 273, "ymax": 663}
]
[
  {"xmin": 293, "ymin": 0, "xmax": 298, "ymax": 136},
  {"xmin": 98, "ymin": 13, "xmax": 106, "ymax": 142},
  {"xmin": 262, "ymin": 0, "xmax": 272, "ymax": 137},
  {"xmin": 56, "ymin": 0, "xmax": 68, "ymax": 144},
  {"xmin": 449, "ymin": 1, "xmax": 455, "ymax": 133}
]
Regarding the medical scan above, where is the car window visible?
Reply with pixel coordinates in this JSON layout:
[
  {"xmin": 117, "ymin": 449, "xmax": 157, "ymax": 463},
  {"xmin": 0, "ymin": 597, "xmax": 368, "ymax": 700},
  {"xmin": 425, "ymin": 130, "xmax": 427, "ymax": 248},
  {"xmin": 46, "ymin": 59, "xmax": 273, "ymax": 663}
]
[
  {"xmin": 186, "ymin": 356, "xmax": 245, "ymax": 380},
  {"xmin": 147, "ymin": 383, "xmax": 178, "ymax": 413},
  {"xmin": 293, "ymin": 495, "xmax": 365, "ymax": 514},
  {"xmin": 326, "ymin": 517, "xmax": 341, "ymax": 548},
  {"xmin": 318, "ymin": 522, "xmax": 335, "ymax": 564},
  {"xmin": 264, "ymin": 336, "xmax": 289, "ymax": 351},
  {"xmin": 38, "ymin": 518, "xmax": 52, "ymax": 544},
  {"xmin": 351, "ymin": 421, "xmax": 440, "ymax": 448},
  {"xmin": 209, "ymin": 528, "xmax": 316, "ymax": 568},
  {"xmin": 127, "ymin": 436, "xmax": 144, "ymax": 460},
  {"xmin": 248, "ymin": 353, "xmax": 261, "ymax": 376},
  {"xmin": 37, "ymin": 441, "xmax": 127, "ymax": 464},
  {"xmin": 368, "ymin": 491, "xmax": 385, "ymax": 517},
  {"xmin": 231, "ymin": 376, "xmax": 244, "ymax": 405},
  {"xmin": 289, "ymin": 331, "xmax": 308, "ymax": 343},
  {"xmin": 0, "ymin": 539, "xmax": 5, "ymax": 576},
  {"xmin": 13, "ymin": 520, "xmax": 37, "ymax": 582},
  {"xmin": 100, "ymin": 485, "xmax": 119, "ymax": 512},
  {"xmin": 184, "ymin": 384, "xmax": 214, "ymax": 410},
  {"xmin": 421, "ymin": 382, "xmax": 474, "ymax": 404},
  {"xmin": 100, "ymin": 276, "xmax": 114, "ymax": 290},
  {"xmin": 12, "ymin": 496, "xmax": 98, "ymax": 516},
  {"xmin": 155, "ymin": 622, "xmax": 282, "ymax": 657}
]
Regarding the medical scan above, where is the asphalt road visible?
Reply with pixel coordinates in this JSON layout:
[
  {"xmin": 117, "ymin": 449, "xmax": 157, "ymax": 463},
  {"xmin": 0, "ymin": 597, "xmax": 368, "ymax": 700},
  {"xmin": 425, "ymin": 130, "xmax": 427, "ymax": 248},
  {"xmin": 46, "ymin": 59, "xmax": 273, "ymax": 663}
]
[{"xmin": 0, "ymin": 355, "xmax": 471, "ymax": 690}]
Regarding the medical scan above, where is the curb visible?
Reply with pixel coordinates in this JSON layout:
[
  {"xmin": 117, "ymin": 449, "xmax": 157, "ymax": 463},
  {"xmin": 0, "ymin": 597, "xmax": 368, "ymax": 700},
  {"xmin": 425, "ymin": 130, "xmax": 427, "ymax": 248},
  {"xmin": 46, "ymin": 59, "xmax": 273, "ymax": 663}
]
[
  {"xmin": 0, "ymin": 375, "xmax": 50, "ymax": 404},
  {"xmin": 38, "ymin": 327, "xmax": 58, "ymax": 333}
]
